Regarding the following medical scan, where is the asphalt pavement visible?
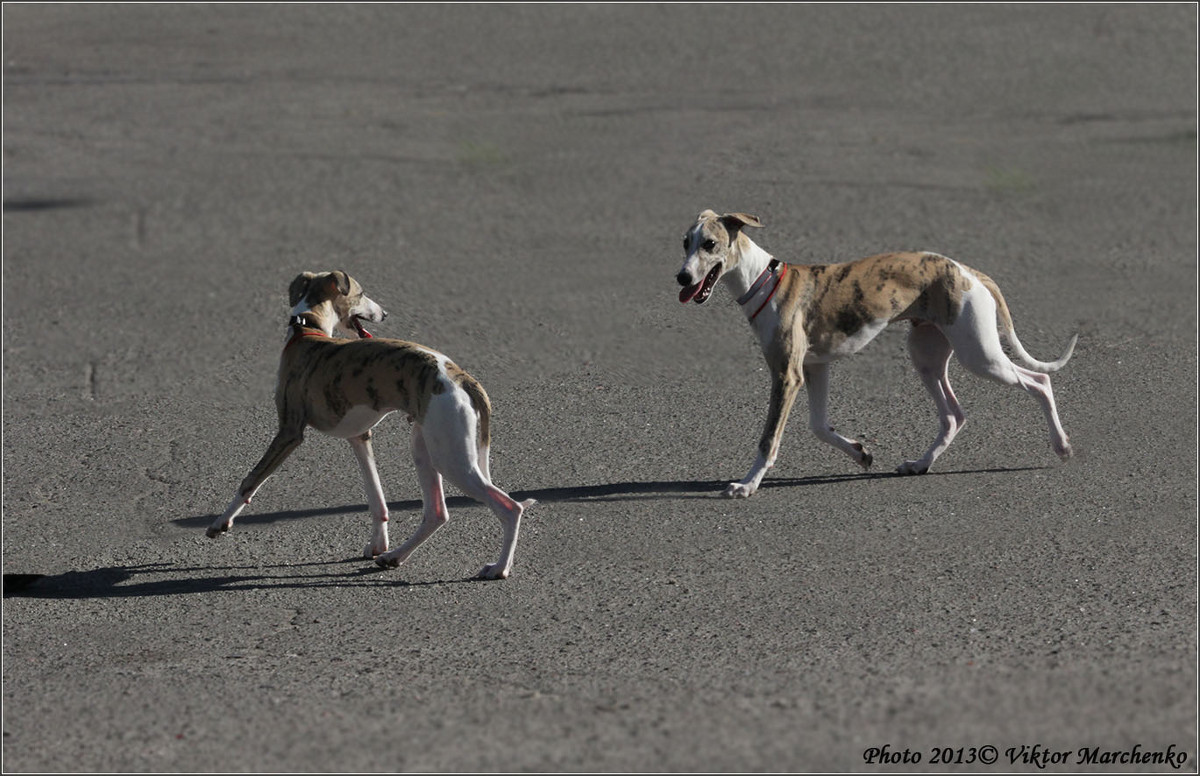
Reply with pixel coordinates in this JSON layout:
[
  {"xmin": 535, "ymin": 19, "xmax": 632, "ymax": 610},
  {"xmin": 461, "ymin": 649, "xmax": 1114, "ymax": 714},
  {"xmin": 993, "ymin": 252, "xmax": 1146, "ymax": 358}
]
[{"xmin": 3, "ymin": 4, "xmax": 1196, "ymax": 772}]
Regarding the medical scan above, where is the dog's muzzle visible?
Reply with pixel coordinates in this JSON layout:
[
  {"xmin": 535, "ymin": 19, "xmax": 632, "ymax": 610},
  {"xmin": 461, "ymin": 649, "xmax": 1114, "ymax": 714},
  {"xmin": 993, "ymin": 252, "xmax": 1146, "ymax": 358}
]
[
  {"xmin": 677, "ymin": 263, "xmax": 722, "ymax": 305},
  {"xmin": 351, "ymin": 309, "xmax": 386, "ymax": 338}
]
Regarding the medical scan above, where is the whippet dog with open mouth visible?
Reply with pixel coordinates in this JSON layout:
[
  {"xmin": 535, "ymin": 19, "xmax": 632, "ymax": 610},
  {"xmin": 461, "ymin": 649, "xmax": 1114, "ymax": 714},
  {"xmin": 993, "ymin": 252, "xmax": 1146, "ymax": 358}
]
[
  {"xmin": 207, "ymin": 270, "xmax": 534, "ymax": 579},
  {"xmin": 676, "ymin": 210, "xmax": 1076, "ymax": 498}
]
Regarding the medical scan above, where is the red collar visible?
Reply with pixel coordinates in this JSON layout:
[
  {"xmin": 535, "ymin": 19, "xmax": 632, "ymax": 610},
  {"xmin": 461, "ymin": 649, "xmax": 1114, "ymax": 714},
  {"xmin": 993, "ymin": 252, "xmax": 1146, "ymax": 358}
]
[
  {"xmin": 738, "ymin": 260, "xmax": 786, "ymax": 321},
  {"xmin": 284, "ymin": 316, "xmax": 330, "ymax": 351}
]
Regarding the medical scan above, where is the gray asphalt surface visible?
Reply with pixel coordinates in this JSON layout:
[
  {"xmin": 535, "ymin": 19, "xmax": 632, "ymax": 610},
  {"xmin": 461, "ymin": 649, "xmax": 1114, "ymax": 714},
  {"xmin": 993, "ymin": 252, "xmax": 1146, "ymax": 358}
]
[{"xmin": 3, "ymin": 4, "xmax": 1196, "ymax": 773}]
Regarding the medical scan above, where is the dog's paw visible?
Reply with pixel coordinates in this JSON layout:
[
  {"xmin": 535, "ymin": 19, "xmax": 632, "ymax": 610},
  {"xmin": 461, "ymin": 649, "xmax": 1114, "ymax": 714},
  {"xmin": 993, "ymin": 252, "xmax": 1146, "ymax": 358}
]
[
  {"xmin": 896, "ymin": 460, "xmax": 929, "ymax": 476},
  {"xmin": 205, "ymin": 524, "xmax": 229, "ymax": 539},
  {"xmin": 363, "ymin": 542, "xmax": 388, "ymax": 559},
  {"xmin": 477, "ymin": 563, "xmax": 510, "ymax": 580},
  {"xmin": 852, "ymin": 442, "xmax": 873, "ymax": 470},
  {"xmin": 723, "ymin": 482, "xmax": 755, "ymax": 499},
  {"xmin": 1056, "ymin": 441, "xmax": 1073, "ymax": 461},
  {"xmin": 374, "ymin": 555, "xmax": 401, "ymax": 569}
]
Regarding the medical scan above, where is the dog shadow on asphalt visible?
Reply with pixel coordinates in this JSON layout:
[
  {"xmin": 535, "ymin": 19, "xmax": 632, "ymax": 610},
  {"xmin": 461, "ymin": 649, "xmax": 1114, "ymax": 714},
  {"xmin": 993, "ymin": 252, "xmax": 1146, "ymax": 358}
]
[
  {"xmin": 5, "ymin": 466, "xmax": 1047, "ymax": 600},
  {"xmin": 1, "ymin": 559, "xmax": 456, "ymax": 599},
  {"xmin": 174, "ymin": 462, "xmax": 1049, "ymax": 527}
]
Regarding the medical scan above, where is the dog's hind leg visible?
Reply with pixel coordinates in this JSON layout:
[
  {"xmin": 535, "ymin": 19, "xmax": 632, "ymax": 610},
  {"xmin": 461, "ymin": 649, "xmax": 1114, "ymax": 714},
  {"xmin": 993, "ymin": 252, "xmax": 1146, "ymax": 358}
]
[
  {"xmin": 349, "ymin": 431, "xmax": 390, "ymax": 558},
  {"xmin": 803, "ymin": 362, "xmax": 874, "ymax": 470},
  {"xmin": 1011, "ymin": 365, "xmax": 1072, "ymax": 460},
  {"xmin": 898, "ymin": 322, "xmax": 966, "ymax": 475},
  {"xmin": 944, "ymin": 288, "xmax": 1072, "ymax": 461},
  {"xmin": 420, "ymin": 390, "xmax": 532, "ymax": 579},
  {"xmin": 374, "ymin": 424, "xmax": 449, "ymax": 570},
  {"xmin": 207, "ymin": 429, "xmax": 304, "ymax": 538},
  {"xmin": 454, "ymin": 468, "xmax": 530, "ymax": 580}
]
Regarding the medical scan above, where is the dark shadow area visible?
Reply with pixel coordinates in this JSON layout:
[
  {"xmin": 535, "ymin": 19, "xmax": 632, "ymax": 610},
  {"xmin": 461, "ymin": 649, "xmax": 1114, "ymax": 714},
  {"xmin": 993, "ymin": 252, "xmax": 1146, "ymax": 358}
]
[
  {"xmin": 2, "ymin": 197, "xmax": 92, "ymax": 212},
  {"xmin": 5, "ymin": 465, "xmax": 1052, "ymax": 601},
  {"xmin": 2, "ymin": 559, "xmax": 479, "ymax": 600},
  {"xmin": 173, "ymin": 465, "xmax": 1049, "ymax": 530}
]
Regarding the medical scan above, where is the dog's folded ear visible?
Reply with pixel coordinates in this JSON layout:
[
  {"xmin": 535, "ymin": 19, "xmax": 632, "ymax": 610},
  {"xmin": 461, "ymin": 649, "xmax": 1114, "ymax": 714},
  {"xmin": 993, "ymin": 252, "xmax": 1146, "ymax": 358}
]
[
  {"xmin": 290, "ymin": 271, "xmax": 351, "ymax": 307},
  {"xmin": 721, "ymin": 212, "xmax": 764, "ymax": 230},
  {"xmin": 289, "ymin": 272, "xmax": 318, "ymax": 307},
  {"xmin": 329, "ymin": 270, "xmax": 352, "ymax": 297}
]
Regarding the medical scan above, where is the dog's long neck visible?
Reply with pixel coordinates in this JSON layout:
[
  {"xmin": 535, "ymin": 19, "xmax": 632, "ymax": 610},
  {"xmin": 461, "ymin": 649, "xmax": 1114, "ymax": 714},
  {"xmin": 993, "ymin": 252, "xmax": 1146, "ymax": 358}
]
[
  {"xmin": 287, "ymin": 302, "xmax": 336, "ymax": 338},
  {"xmin": 722, "ymin": 234, "xmax": 778, "ymax": 321}
]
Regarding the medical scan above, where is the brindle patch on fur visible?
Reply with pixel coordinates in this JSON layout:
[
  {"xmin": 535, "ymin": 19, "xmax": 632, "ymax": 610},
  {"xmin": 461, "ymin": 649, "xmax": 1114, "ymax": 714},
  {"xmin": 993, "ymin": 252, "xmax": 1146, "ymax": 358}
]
[
  {"xmin": 277, "ymin": 337, "xmax": 450, "ymax": 431},
  {"xmin": 905, "ymin": 256, "xmax": 968, "ymax": 325},
  {"xmin": 834, "ymin": 282, "xmax": 873, "ymax": 336},
  {"xmin": 323, "ymin": 382, "xmax": 351, "ymax": 419},
  {"xmin": 780, "ymin": 252, "xmax": 974, "ymax": 357},
  {"xmin": 377, "ymin": 346, "xmax": 443, "ymax": 421},
  {"xmin": 442, "ymin": 360, "xmax": 470, "ymax": 387}
]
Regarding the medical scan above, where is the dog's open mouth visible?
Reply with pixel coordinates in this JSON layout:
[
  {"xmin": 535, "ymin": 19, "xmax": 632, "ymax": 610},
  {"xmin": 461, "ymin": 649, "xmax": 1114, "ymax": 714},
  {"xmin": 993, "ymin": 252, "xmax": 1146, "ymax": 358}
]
[
  {"xmin": 679, "ymin": 263, "xmax": 723, "ymax": 305},
  {"xmin": 351, "ymin": 316, "xmax": 373, "ymax": 339}
]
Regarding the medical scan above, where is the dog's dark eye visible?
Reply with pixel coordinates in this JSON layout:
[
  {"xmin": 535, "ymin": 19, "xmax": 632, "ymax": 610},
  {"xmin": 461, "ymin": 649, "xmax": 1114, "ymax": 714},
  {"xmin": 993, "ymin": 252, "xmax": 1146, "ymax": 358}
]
[
  {"xmin": 682, "ymin": 236, "xmax": 690, "ymax": 251},
  {"xmin": 702, "ymin": 239, "xmax": 717, "ymax": 252}
]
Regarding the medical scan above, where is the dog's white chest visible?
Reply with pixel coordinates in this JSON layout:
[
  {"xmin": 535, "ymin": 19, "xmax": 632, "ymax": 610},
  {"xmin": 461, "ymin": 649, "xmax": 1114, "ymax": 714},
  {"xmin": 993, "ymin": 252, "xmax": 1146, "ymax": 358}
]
[
  {"xmin": 751, "ymin": 304, "xmax": 781, "ymax": 351},
  {"xmin": 326, "ymin": 405, "xmax": 393, "ymax": 439}
]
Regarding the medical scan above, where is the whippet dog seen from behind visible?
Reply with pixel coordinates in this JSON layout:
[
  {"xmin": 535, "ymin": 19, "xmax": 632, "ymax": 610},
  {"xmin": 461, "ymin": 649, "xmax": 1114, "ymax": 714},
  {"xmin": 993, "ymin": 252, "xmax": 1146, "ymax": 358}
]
[
  {"xmin": 208, "ymin": 270, "xmax": 534, "ymax": 579},
  {"xmin": 676, "ymin": 210, "xmax": 1076, "ymax": 498}
]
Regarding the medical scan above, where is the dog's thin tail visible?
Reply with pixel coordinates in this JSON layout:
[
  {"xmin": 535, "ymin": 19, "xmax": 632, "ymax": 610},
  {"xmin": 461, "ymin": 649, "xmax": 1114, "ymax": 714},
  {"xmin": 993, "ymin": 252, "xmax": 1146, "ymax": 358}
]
[
  {"xmin": 457, "ymin": 371, "xmax": 493, "ymax": 464},
  {"xmin": 975, "ymin": 270, "xmax": 1078, "ymax": 373}
]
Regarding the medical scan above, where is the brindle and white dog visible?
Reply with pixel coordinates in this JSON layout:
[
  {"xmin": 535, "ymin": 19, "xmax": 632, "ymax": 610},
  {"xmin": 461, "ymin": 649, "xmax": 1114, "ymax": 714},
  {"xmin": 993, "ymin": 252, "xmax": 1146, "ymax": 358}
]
[
  {"xmin": 207, "ymin": 271, "xmax": 534, "ymax": 579},
  {"xmin": 676, "ymin": 210, "xmax": 1076, "ymax": 498}
]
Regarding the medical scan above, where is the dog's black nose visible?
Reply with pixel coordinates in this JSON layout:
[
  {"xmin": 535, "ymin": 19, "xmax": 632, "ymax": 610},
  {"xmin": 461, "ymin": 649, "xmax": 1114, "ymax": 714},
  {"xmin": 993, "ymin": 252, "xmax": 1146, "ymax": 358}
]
[{"xmin": 676, "ymin": 271, "xmax": 692, "ymax": 287}]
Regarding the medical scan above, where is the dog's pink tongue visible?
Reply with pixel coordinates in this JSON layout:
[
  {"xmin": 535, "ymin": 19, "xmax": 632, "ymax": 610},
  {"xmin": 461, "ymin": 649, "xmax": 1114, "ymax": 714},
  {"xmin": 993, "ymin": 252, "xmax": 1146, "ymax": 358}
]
[
  {"xmin": 353, "ymin": 319, "xmax": 372, "ymax": 338},
  {"xmin": 679, "ymin": 283, "xmax": 702, "ymax": 304}
]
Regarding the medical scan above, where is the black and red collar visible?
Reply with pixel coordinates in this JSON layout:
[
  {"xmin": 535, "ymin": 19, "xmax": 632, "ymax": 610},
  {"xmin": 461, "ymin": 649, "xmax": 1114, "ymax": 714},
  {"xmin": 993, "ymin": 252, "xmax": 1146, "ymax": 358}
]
[
  {"xmin": 737, "ymin": 259, "xmax": 786, "ymax": 321},
  {"xmin": 284, "ymin": 315, "xmax": 329, "ymax": 350}
]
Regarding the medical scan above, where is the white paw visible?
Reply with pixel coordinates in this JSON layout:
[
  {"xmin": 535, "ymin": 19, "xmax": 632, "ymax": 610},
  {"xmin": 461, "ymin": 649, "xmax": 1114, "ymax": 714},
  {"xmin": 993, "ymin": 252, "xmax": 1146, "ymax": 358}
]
[
  {"xmin": 363, "ymin": 541, "xmax": 388, "ymax": 559},
  {"xmin": 478, "ymin": 563, "xmax": 510, "ymax": 580},
  {"xmin": 723, "ymin": 482, "xmax": 756, "ymax": 499},
  {"xmin": 896, "ymin": 460, "xmax": 930, "ymax": 476}
]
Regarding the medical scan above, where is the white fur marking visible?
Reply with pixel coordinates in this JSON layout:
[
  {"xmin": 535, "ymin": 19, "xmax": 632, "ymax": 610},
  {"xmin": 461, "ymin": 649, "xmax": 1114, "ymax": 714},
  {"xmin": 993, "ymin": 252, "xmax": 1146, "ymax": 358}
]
[{"xmin": 327, "ymin": 405, "xmax": 393, "ymax": 439}]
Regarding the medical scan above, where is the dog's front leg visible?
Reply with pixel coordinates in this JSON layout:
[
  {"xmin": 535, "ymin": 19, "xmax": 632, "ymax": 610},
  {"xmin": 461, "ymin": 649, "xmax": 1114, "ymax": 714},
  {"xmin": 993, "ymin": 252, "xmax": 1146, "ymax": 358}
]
[
  {"xmin": 803, "ymin": 362, "xmax": 874, "ymax": 469},
  {"xmin": 725, "ymin": 369, "xmax": 802, "ymax": 498},
  {"xmin": 374, "ymin": 424, "xmax": 448, "ymax": 571},
  {"xmin": 207, "ymin": 428, "xmax": 304, "ymax": 537},
  {"xmin": 348, "ymin": 431, "xmax": 390, "ymax": 558}
]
